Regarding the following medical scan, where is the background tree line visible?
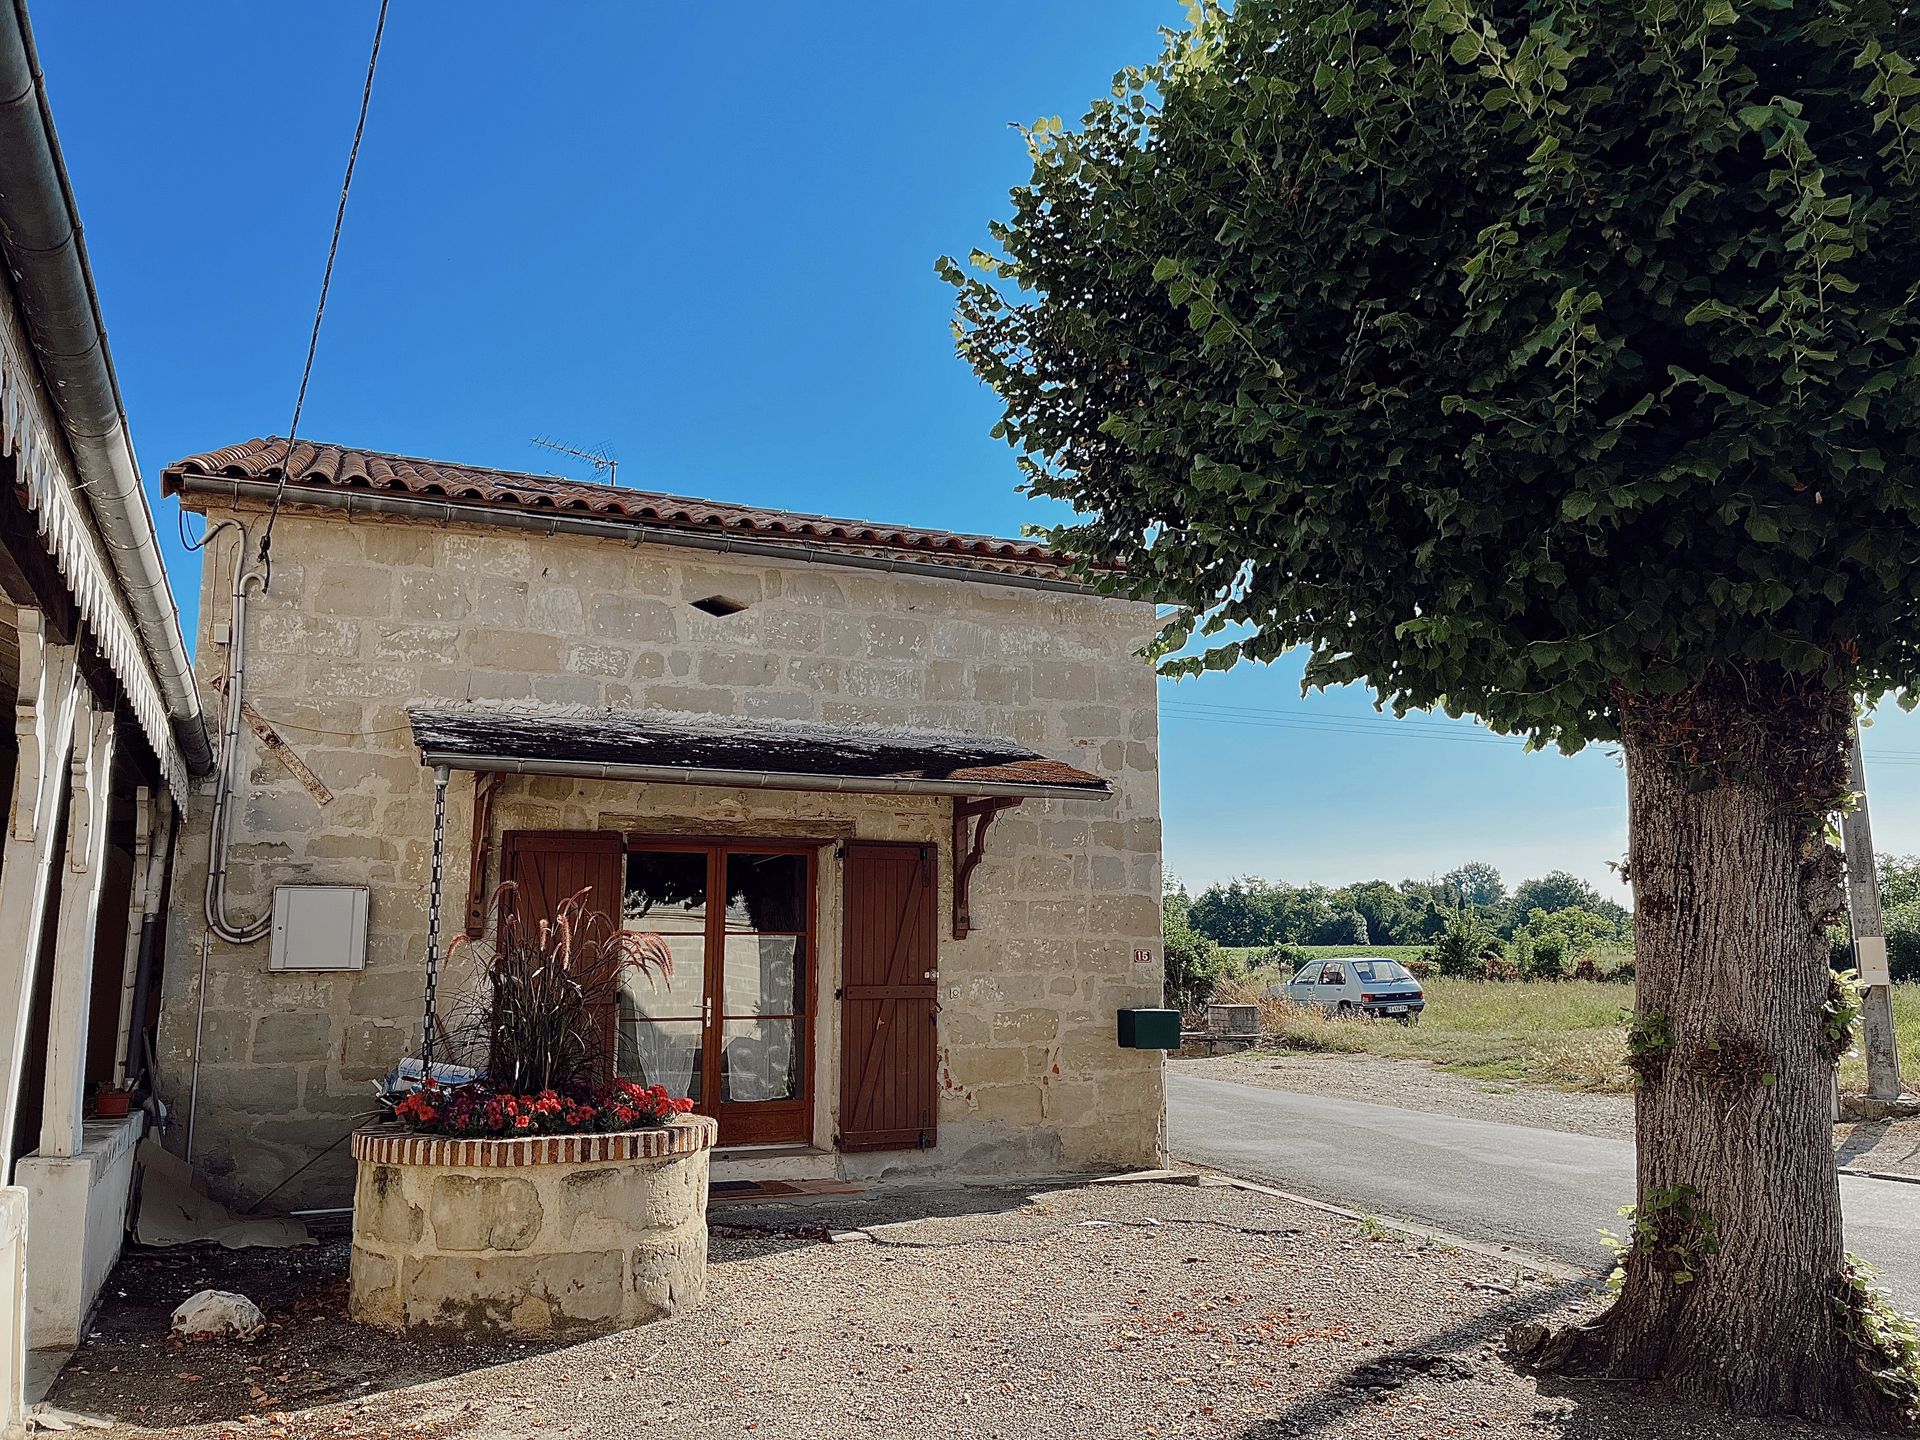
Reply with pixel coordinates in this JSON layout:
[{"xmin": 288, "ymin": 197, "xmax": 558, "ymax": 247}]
[
  {"xmin": 1163, "ymin": 855, "xmax": 1920, "ymax": 1010},
  {"xmin": 1179, "ymin": 862, "xmax": 1629, "ymax": 950}
]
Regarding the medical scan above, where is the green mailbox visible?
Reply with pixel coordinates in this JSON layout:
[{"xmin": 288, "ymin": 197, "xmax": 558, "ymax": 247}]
[{"xmin": 1117, "ymin": 1008, "xmax": 1182, "ymax": 1050}]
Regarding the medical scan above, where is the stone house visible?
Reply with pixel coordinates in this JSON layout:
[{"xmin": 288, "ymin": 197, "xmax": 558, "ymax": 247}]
[
  {"xmin": 0, "ymin": 0, "xmax": 214, "ymax": 1405},
  {"xmin": 157, "ymin": 439, "xmax": 1166, "ymax": 1210}
]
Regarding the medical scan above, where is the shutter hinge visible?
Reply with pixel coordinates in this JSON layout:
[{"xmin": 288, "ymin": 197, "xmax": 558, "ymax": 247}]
[{"xmin": 917, "ymin": 1127, "xmax": 929, "ymax": 1149}]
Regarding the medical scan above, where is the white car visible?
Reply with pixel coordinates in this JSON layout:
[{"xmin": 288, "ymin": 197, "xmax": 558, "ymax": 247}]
[{"xmin": 1282, "ymin": 956, "xmax": 1425, "ymax": 1023}]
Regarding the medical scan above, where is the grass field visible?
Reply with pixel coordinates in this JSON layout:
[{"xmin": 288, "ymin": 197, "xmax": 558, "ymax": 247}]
[
  {"xmin": 1844, "ymin": 985, "xmax": 1920, "ymax": 1094},
  {"xmin": 1208, "ymin": 975, "xmax": 1920, "ymax": 1096}
]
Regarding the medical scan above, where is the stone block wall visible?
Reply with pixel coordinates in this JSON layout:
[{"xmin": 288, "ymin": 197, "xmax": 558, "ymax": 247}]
[
  {"xmin": 349, "ymin": 1117, "xmax": 714, "ymax": 1335},
  {"xmin": 157, "ymin": 503, "xmax": 1165, "ymax": 1208}
]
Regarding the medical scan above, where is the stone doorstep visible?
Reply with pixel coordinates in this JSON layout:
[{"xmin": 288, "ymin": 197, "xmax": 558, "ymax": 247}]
[{"xmin": 709, "ymin": 1142, "xmax": 841, "ymax": 1190}]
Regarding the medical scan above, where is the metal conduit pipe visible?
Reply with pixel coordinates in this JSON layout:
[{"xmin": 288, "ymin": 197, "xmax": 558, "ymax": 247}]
[
  {"xmin": 204, "ymin": 532, "xmax": 271, "ymax": 944},
  {"xmin": 170, "ymin": 475, "xmax": 1103, "ymax": 597},
  {"xmin": 0, "ymin": 4, "xmax": 211, "ymax": 773}
]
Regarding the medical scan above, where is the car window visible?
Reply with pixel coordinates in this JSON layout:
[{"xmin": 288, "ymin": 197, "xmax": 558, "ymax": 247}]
[
  {"xmin": 1320, "ymin": 964, "xmax": 1346, "ymax": 985},
  {"xmin": 1291, "ymin": 962, "xmax": 1323, "ymax": 985},
  {"xmin": 1350, "ymin": 959, "xmax": 1413, "ymax": 982}
]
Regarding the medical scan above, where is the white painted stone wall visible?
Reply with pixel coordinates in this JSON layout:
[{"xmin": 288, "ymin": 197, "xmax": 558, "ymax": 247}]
[
  {"xmin": 157, "ymin": 505, "xmax": 1166, "ymax": 1208},
  {"xmin": 0, "ymin": 1185, "xmax": 24, "ymax": 1434},
  {"xmin": 14, "ymin": 1114, "xmax": 143, "ymax": 1348}
]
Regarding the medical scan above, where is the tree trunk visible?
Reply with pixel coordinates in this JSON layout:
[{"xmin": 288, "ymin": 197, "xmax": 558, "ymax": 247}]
[{"xmin": 1515, "ymin": 690, "xmax": 1913, "ymax": 1428}]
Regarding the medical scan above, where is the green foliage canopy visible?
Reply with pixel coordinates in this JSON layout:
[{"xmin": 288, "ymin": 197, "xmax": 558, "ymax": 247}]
[
  {"xmin": 1512, "ymin": 868, "xmax": 1612, "ymax": 917},
  {"xmin": 1164, "ymin": 885, "xmax": 1231, "ymax": 1005},
  {"xmin": 944, "ymin": 0, "xmax": 1920, "ymax": 748}
]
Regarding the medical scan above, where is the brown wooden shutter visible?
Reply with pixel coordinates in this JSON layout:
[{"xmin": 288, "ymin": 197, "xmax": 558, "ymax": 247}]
[
  {"xmin": 499, "ymin": 831, "xmax": 625, "ymax": 1082},
  {"xmin": 838, "ymin": 842, "xmax": 938, "ymax": 1152},
  {"xmin": 500, "ymin": 830, "xmax": 624, "ymax": 936}
]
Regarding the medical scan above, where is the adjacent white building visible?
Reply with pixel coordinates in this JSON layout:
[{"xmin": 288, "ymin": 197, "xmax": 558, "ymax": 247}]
[{"xmin": 0, "ymin": 3, "xmax": 213, "ymax": 1421}]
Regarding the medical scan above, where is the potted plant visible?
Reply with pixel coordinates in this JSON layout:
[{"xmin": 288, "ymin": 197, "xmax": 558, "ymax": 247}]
[{"xmin": 349, "ymin": 887, "xmax": 716, "ymax": 1337}]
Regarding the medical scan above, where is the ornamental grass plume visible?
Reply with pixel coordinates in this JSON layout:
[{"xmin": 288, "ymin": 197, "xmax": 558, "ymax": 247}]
[{"xmin": 393, "ymin": 884, "xmax": 685, "ymax": 1137}]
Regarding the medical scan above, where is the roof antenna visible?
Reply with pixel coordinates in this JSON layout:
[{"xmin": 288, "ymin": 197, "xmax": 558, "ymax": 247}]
[{"xmin": 530, "ymin": 435, "xmax": 619, "ymax": 486}]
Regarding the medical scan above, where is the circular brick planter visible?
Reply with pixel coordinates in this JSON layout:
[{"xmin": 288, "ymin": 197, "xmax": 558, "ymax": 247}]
[{"xmin": 348, "ymin": 1114, "xmax": 717, "ymax": 1337}]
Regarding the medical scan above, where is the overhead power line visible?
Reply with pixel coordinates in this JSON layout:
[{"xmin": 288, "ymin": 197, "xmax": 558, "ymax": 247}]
[
  {"xmin": 1159, "ymin": 696, "xmax": 1920, "ymax": 767},
  {"xmin": 257, "ymin": 0, "xmax": 393, "ymax": 586}
]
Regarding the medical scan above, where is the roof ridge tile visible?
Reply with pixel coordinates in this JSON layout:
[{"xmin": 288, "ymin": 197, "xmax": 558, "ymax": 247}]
[{"xmin": 160, "ymin": 436, "xmax": 1077, "ymax": 575}]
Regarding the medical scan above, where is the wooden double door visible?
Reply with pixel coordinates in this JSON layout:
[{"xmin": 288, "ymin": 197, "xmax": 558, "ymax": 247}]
[{"xmin": 502, "ymin": 831, "xmax": 938, "ymax": 1152}]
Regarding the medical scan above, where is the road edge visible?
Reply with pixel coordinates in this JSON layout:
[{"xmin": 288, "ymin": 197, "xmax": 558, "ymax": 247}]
[{"xmin": 1175, "ymin": 1163, "xmax": 1606, "ymax": 1288}]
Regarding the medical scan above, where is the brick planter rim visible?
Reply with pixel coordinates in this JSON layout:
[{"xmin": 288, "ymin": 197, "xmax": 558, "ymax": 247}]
[{"xmin": 351, "ymin": 1113, "xmax": 717, "ymax": 1168}]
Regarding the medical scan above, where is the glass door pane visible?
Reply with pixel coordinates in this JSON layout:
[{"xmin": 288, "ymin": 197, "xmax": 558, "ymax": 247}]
[
  {"xmin": 718, "ymin": 851, "xmax": 809, "ymax": 1111},
  {"xmin": 719, "ymin": 1017, "xmax": 802, "ymax": 1103},
  {"xmin": 618, "ymin": 848, "xmax": 710, "ymax": 1104}
]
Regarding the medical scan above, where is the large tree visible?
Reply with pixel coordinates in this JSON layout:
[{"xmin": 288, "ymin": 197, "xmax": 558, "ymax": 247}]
[{"xmin": 944, "ymin": 0, "xmax": 1920, "ymax": 1423}]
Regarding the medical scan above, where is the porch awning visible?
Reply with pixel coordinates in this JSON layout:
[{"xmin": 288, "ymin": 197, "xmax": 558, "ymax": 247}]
[{"xmin": 407, "ymin": 702, "xmax": 1111, "ymax": 801}]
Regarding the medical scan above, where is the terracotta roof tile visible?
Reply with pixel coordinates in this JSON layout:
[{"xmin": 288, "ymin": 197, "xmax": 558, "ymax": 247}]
[{"xmin": 163, "ymin": 438, "xmax": 1081, "ymax": 580}]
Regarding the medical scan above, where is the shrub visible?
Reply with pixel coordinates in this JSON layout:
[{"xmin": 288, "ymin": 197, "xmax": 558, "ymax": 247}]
[
  {"xmin": 1166, "ymin": 894, "xmax": 1232, "ymax": 1008},
  {"xmin": 1430, "ymin": 928, "xmax": 1506, "ymax": 977},
  {"xmin": 1885, "ymin": 901, "xmax": 1920, "ymax": 984},
  {"xmin": 1482, "ymin": 953, "xmax": 1523, "ymax": 983},
  {"xmin": 1524, "ymin": 934, "xmax": 1569, "ymax": 982},
  {"xmin": 1316, "ymin": 910, "xmax": 1369, "ymax": 945}
]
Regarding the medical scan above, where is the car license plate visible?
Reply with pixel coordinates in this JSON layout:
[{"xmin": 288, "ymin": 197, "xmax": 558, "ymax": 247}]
[{"xmin": 1385, "ymin": 1005, "xmax": 1408, "ymax": 1014}]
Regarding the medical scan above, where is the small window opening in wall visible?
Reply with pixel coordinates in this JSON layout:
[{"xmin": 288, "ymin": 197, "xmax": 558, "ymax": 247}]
[{"xmin": 691, "ymin": 594, "xmax": 749, "ymax": 617}]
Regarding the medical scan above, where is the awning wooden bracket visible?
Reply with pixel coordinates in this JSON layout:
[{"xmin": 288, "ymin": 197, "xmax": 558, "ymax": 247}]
[
  {"xmin": 952, "ymin": 796, "xmax": 1021, "ymax": 940},
  {"xmin": 464, "ymin": 770, "xmax": 505, "ymax": 939}
]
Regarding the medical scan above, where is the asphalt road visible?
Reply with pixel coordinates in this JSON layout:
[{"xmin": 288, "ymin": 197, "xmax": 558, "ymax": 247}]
[{"xmin": 1169, "ymin": 1071, "xmax": 1920, "ymax": 1303}]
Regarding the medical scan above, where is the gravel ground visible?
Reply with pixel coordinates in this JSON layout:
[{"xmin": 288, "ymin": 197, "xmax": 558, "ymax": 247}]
[
  {"xmin": 1836, "ymin": 1116, "xmax": 1920, "ymax": 1179},
  {"xmin": 1169, "ymin": 1053, "xmax": 1636, "ymax": 1140},
  {"xmin": 55, "ymin": 1177, "xmax": 1873, "ymax": 1440}
]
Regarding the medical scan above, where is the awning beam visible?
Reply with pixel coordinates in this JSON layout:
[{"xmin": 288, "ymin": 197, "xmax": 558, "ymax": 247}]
[{"xmin": 416, "ymin": 749, "xmax": 1099, "ymax": 802}]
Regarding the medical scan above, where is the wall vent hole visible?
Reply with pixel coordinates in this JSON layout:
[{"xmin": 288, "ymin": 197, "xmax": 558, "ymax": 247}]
[{"xmin": 691, "ymin": 594, "xmax": 749, "ymax": 617}]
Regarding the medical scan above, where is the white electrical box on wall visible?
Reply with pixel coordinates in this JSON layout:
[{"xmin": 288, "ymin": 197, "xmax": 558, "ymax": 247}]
[{"xmin": 269, "ymin": 885, "xmax": 370, "ymax": 972}]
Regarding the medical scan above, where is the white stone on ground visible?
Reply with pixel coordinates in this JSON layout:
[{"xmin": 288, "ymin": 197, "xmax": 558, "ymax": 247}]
[{"xmin": 169, "ymin": 1289, "xmax": 264, "ymax": 1342}]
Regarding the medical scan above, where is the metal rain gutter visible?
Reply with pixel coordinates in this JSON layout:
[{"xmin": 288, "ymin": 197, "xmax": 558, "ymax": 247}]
[
  {"xmin": 170, "ymin": 474, "xmax": 1102, "ymax": 598},
  {"xmin": 0, "ymin": 2, "xmax": 211, "ymax": 774},
  {"xmin": 417, "ymin": 749, "xmax": 1111, "ymax": 803}
]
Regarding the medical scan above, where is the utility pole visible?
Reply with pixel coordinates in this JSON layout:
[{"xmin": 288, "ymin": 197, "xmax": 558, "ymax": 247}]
[{"xmin": 1841, "ymin": 723, "xmax": 1905, "ymax": 1102}]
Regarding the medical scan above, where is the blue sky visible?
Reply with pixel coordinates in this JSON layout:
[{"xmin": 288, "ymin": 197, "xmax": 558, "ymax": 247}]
[{"xmin": 32, "ymin": 2, "xmax": 1920, "ymax": 905}]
